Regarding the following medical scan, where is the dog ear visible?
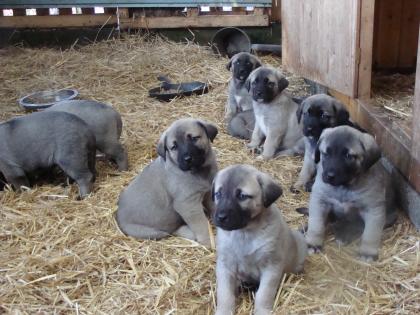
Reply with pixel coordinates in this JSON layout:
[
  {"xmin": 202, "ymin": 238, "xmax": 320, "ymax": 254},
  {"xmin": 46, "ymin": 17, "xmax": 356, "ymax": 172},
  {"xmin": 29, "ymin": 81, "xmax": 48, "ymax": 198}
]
[
  {"xmin": 245, "ymin": 77, "xmax": 251, "ymax": 92},
  {"xmin": 359, "ymin": 132, "xmax": 381, "ymax": 171},
  {"xmin": 333, "ymin": 100, "xmax": 350, "ymax": 125},
  {"xmin": 157, "ymin": 132, "xmax": 167, "ymax": 161},
  {"xmin": 257, "ymin": 173, "xmax": 283, "ymax": 208},
  {"xmin": 198, "ymin": 121, "xmax": 218, "ymax": 142},
  {"xmin": 277, "ymin": 75, "xmax": 289, "ymax": 93},
  {"xmin": 314, "ymin": 128, "xmax": 333, "ymax": 163},
  {"xmin": 226, "ymin": 59, "xmax": 233, "ymax": 71}
]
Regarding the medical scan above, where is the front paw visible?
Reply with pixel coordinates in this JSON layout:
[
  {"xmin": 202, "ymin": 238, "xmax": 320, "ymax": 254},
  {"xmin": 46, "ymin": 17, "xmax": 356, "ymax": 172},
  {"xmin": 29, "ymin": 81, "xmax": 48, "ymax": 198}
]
[
  {"xmin": 307, "ymin": 244, "xmax": 322, "ymax": 255},
  {"xmin": 254, "ymin": 307, "xmax": 272, "ymax": 315},
  {"xmin": 359, "ymin": 253, "xmax": 378, "ymax": 262}
]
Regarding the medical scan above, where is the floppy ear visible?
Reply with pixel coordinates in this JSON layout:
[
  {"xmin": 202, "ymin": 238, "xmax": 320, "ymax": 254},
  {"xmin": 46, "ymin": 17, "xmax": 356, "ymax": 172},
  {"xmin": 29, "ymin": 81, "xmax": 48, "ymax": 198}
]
[
  {"xmin": 226, "ymin": 59, "xmax": 233, "ymax": 71},
  {"xmin": 157, "ymin": 132, "xmax": 167, "ymax": 161},
  {"xmin": 245, "ymin": 77, "xmax": 251, "ymax": 92},
  {"xmin": 277, "ymin": 76, "xmax": 289, "ymax": 93},
  {"xmin": 198, "ymin": 121, "xmax": 218, "ymax": 142},
  {"xmin": 359, "ymin": 132, "xmax": 381, "ymax": 171},
  {"xmin": 257, "ymin": 173, "xmax": 283, "ymax": 208},
  {"xmin": 314, "ymin": 139, "xmax": 321, "ymax": 163},
  {"xmin": 333, "ymin": 100, "xmax": 350, "ymax": 125}
]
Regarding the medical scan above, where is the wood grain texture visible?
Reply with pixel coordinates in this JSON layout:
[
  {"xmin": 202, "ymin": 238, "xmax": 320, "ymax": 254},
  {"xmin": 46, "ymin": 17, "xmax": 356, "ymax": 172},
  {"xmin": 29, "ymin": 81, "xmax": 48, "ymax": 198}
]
[{"xmin": 282, "ymin": 0, "xmax": 360, "ymax": 98}]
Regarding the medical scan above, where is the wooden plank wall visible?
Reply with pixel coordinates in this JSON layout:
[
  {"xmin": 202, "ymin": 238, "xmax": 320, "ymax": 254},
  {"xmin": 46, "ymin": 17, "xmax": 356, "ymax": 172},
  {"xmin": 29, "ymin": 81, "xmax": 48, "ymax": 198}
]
[
  {"xmin": 270, "ymin": 0, "xmax": 280, "ymax": 22},
  {"xmin": 282, "ymin": 0, "xmax": 360, "ymax": 98},
  {"xmin": 373, "ymin": 0, "xmax": 420, "ymax": 70}
]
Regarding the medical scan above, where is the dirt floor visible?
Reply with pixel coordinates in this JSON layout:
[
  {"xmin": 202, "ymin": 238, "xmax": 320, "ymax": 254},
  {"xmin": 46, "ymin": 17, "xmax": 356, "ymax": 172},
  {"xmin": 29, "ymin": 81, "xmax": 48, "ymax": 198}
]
[{"xmin": 0, "ymin": 36, "xmax": 418, "ymax": 314}]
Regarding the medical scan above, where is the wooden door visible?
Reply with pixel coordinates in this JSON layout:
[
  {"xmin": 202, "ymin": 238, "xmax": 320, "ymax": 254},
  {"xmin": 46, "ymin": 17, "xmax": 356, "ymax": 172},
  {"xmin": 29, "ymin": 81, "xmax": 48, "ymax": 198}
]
[{"xmin": 281, "ymin": 0, "xmax": 374, "ymax": 98}]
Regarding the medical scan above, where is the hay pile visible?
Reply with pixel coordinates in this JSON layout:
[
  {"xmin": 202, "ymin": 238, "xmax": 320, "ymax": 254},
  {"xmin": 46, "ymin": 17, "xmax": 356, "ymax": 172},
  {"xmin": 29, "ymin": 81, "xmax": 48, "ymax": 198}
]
[
  {"xmin": 0, "ymin": 36, "xmax": 418, "ymax": 314},
  {"xmin": 371, "ymin": 73, "xmax": 415, "ymax": 132}
]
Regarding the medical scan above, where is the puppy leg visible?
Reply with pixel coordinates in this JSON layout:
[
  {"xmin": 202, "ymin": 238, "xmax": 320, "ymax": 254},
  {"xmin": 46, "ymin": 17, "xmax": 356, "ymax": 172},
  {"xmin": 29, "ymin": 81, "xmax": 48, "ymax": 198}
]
[
  {"xmin": 359, "ymin": 208, "xmax": 386, "ymax": 261},
  {"xmin": 254, "ymin": 266, "xmax": 283, "ymax": 315},
  {"xmin": 225, "ymin": 93, "xmax": 238, "ymax": 122},
  {"xmin": 261, "ymin": 131, "xmax": 282, "ymax": 160},
  {"xmin": 120, "ymin": 223, "xmax": 170, "ymax": 240},
  {"xmin": 173, "ymin": 225, "xmax": 196, "ymax": 241},
  {"xmin": 174, "ymin": 199, "xmax": 211, "ymax": 247},
  {"xmin": 215, "ymin": 261, "xmax": 237, "ymax": 315},
  {"xmin": 228, "ymin": 111, "xmax": 254, "ymax": 140},
  {"xmin": 292, "ymin": 150, "xmax": 316, "ymax": 192},
  {"xmin": 306, "ymin": 195, "xmax": 330, "ymax": 253},
  {"xmin": 247, "ymin": 124, "xmax": 264, "ymax": 150}
]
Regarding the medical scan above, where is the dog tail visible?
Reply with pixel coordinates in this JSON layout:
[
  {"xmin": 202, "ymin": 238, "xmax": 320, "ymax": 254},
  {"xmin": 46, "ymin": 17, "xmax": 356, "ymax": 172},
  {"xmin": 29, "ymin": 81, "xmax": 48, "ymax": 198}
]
[{"xmin": 291, "ymin": 229, "xmax": 308, "ymax": 274}]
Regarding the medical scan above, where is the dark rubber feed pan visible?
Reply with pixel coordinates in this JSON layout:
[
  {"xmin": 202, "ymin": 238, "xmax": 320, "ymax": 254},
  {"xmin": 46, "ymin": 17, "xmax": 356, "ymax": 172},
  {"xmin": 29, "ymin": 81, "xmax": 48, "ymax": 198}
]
[
  {"xmin": 18, "ymin": 88, "xmax": 79, "ymax": 110},
  {"xmin": 148, "ymin": 76, "xmax": 209, "ymax": 102}
]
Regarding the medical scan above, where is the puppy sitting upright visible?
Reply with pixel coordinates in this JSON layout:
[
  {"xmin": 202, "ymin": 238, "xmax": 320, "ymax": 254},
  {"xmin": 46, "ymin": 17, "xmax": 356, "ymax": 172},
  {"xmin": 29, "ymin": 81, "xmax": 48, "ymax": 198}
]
[
  {"xmin": 246, "ymin": 67, "xmax": 303, "ymax": 159},
  {"xmin": 292, "ymin": 94, "xmax": 356, "ymax": 192},
  {"xmin": 116, "ymin": 118, "xmax": 218, "ymax": 247},
  {"xmin": 225, "ymin": 52, "xmax": 262, "ymax": 140},
  {"xmin": 306, "ymin": 126, "xmax": 397, "ymax": 261},
  {"xmin": 213, "ymin": 165, "xmax": 307, "ymax": 315}
]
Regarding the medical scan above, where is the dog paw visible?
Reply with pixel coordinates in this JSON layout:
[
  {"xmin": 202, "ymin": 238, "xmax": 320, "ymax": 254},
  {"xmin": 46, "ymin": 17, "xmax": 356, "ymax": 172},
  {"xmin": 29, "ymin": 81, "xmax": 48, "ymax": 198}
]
[
  {"xmin": 254, "ymin": 307, "xmax": 272, "ymax": 315},
  {"xmin": 307, "ymin": 244, "xmax": 322, "ymax": 255},
  {"xmin": 359, "ymin": 253, "xmax": 378, "ymax": 262}
]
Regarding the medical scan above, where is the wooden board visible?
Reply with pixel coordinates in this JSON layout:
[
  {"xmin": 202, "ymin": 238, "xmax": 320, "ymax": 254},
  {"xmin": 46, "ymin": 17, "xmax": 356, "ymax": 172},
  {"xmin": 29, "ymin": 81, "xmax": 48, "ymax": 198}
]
[
  {"xmin": 282, "ymin": 0, "xmax": 362, "ymax": 98},
  {"xmin": 0, "ymin": 13, "xmax": 269, "ymax": 28}
]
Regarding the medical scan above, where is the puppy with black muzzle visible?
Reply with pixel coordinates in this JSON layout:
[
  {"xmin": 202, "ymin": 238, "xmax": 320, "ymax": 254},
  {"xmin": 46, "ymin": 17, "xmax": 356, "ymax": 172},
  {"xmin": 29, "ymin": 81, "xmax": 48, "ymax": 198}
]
[
  {"xmin": 291, "ymin": 94, "xmax": 357, "ymax": 192},
  {"xmin": 306, "ymin": 126, "xmax": 397, "ymax": 261},
  {"xmin": 116, "ymin": 118, "xmax": 218, "ymax": 247},
  {"xmin": 213, "ymin": 165, "xmax": 307, "ymax": 315},
  {"xmin": 245, "ymin": 67, "xmax": 303, "ymax": 160},
  {"xmin": 225, "ymin": 52, "xmax": 262, "ymax": 140}
]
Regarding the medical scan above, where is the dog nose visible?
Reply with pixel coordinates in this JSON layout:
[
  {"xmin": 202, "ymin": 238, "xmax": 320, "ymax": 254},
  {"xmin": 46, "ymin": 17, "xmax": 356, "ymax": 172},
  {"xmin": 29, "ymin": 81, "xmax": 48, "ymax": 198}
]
[
  {"xmin": 184, "ymin": 155, "xmax": 192, "ymax": 163},
  {"xmin": 217, "ymin": 212, "xmax": 228, "ymax": 222},
  {"xmin": 256, "ymin": 91, "xmax": 262, "ymax": 97},
  {"xmin": 326, "ymin": 172, "xmax": 335, "ymax": 181}
]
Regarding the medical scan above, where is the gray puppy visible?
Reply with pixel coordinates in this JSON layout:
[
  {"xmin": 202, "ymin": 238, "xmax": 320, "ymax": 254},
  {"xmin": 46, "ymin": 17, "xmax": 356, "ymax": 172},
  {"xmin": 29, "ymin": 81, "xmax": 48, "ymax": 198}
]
[
  {"xmin": 292, "ymin": 94, "xmax": 355, "ymax": 192},
  {"xmin": 47, "ymin": 100, "xmax": 128, "ymax": 171},
  {"xmin": 246, "ymin": 67, "xmax": 303, "ymax": 160},
  {"xmin": 213, "ymin": 165, "xmax": 307, "ymax": 315},
  {"xmin": 306, "ymin": 126, "xmax": 396, "ymax": 261},
  {"xmin": 0, "ymin": 111, "xmax": 96, "ymax": 198},
  {"xmin": 116, "ymin": 118, "xmax": 218, "ymax": 247},
  {"xmin": 225, "ymin": 52, "xmax": 262, "ymax": 140}
]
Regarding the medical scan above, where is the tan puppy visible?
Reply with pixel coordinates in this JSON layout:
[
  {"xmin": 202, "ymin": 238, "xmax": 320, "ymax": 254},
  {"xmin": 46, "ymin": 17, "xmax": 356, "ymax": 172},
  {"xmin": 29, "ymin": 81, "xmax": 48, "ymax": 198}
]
[
  {"xmin": 246, "ymin": 67, "xmax": 303, "ymax": 160},
  {"xmin": 213, "ymin": 165, "xmax": 307, "ymax": 315},
  {"xmin": 116, "ymin": 118, "xmax": 218, "ymax": 247},
  {"xmin": 306, "ymin": 126, "xmax": 397, "ymax": 261}
]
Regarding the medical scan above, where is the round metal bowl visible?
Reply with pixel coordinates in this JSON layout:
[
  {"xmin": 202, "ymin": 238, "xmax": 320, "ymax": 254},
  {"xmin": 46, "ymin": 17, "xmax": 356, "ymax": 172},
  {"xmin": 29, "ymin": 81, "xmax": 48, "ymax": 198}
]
[{"xmin": 18, "ymin": 88, "xmax": 79, "ymax": 110}]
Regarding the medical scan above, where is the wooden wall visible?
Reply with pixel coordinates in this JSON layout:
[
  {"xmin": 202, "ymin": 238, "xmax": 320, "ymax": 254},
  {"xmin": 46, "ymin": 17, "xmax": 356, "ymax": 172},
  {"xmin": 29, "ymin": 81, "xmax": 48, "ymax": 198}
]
[{"xmin": 373, "ymin": 0, "xmax": 420, "ymax": 70}]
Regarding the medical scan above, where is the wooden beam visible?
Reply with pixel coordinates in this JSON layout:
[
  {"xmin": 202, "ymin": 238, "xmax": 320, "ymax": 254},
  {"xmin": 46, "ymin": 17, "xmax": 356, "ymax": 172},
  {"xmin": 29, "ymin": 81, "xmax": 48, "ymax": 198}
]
[
  {"xmin": 410, "ymin": 26, "xmax": 420, "ymax": 191},
  {"xmin": 0, "ymin": 14, "xmax": 117, "ymax": 28},
  {"xmin": 356, "ymin": 0, "xmax": 374, "ymax": 100},
  {"xmin": 270, "ymin": 0, "xmax": 281, "ymax": 22},
  {"xmin": 119, "ymin": 14, "xmax": 269, "ymax": 29}
]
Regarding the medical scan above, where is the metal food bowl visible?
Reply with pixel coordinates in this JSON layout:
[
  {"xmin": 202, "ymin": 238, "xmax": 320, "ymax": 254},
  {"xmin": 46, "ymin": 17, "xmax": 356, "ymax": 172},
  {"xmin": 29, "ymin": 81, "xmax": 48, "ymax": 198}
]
[{"xmin": 18, "ymin": 88, "xmax": 79, "ymax": 110}]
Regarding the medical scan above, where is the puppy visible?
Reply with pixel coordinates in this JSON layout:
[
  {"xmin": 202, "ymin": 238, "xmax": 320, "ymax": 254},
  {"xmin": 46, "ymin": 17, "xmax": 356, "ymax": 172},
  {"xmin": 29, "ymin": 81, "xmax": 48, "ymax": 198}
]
[
  {"xmin": 306, "ymin": 126, "xmax": 397, "ymax": 261},
  {"xmin": 246, "ymin": 67, "xmax": 303, "ymax": 159},
  {"xmin": 292, "ymin": 94, "xmax": 357, "ymax": 192},
  {"xmin": 225, "ymin": 52, "xmax": 262, "ymax": 140},
  {"xmin": 116, "ymin": 118, "xmax": 218, "ymax": 247},
  {"xmin": 213, "ymin": 165, "xmax": 307, "ymax": 315}
]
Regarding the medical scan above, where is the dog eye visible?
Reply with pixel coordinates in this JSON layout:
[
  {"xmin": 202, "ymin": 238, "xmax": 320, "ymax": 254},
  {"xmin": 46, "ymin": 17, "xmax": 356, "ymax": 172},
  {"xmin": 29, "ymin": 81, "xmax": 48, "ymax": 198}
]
[
  {"xmin": 214, "ymin": 191, "xmax": 222, "ymax": 200},
  {"xmin": 321, "ymin": 151, "xmax": 329, "ymax": 157},
  {"xmin": 345, "ymin": 152, "xmax": 355, "ymax": 160},
  {"xmin": 268, "ymin": 82, "xmax": 275, "ymax": 88},
  {"xmin": 237, "ymin": 191, "xmax": 252, "ymax": 201},
  {"xmin": 192, "ymin": 136, "xmax": 201, "ymax": 142},
  {"xmin": 170, "ymin": 142, "xmax": 177, "ymax": 151},
  {"xmin": 247, "ymin": 62, "xmax": 251, "ymax": 65},
  {"xmin": 321, "ymin": 113, "xmax": 330, "ymax": 119}
]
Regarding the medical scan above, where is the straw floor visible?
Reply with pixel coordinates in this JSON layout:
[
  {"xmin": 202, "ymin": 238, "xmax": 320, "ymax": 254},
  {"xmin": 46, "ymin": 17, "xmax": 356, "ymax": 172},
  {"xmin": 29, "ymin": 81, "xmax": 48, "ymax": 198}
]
[{"xmin": 0, "ymin": 35, "xmax": 418, "ymax": 314}]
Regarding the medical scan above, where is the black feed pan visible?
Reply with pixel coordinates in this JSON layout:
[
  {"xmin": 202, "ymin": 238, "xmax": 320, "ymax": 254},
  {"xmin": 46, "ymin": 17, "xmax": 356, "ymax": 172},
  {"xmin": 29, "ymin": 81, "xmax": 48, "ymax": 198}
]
[{"xmin": 149, "ymin": 76, "xmax": 209, "ymax": 102}]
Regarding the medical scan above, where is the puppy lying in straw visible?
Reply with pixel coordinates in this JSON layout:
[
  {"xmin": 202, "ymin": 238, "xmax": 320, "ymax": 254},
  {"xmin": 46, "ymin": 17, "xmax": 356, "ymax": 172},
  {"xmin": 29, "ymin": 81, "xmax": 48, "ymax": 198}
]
[
  {"xmin": 213, "ymin": 165, "xmax": 307, "ymax": 315},
  {"xmin": 116, "ymin": 118, "xmax": 218, "ymax": 247},
  {"xmin": 246, "ymin": 66, "xmax": 304, "ymax": 160},
  {"xmin": 306, "ymin": 126, "xmax": 397, "ymax": 261}
]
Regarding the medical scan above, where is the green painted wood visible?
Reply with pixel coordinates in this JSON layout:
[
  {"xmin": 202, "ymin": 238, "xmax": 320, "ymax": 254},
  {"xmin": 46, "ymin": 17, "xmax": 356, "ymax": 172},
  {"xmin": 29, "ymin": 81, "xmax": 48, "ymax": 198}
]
[{"xmin": 0, "ymin": 1, "xmax": 271, "ymax": 8}]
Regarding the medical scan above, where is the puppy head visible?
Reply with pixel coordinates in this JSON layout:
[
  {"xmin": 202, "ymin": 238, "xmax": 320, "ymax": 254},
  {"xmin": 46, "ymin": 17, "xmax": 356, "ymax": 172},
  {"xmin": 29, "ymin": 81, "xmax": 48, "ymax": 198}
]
[
  {"xmin": 157, "ymin": 118, "xmax": 218, "ymax": 171},
  {"xmin": 314, "ymin": 126, "xmax": 381, "ymax": 186},
  {"xmin": 296, "ymin": 94, "xmax": 351, "ymax": 141},
  {"xmin": 246, "ymin": 67, "xmax": 289, "ymax": 103},
  {"xmin": 212, "ymin": 165, "xmax": 282, "ymax": 231},
  {"xmin": 226, "ymin": 52, "xmax": 262, "ymax": 82}
]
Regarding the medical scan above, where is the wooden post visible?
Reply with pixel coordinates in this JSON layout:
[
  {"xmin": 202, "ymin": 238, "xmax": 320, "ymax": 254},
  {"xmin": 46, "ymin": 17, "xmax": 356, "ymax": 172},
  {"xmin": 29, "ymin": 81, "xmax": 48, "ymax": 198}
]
[
  {"xmin": 410, "ymin": 26, "xmax": 420, "ymax": 191},
  {"xmin": 271, "ymin": 0, "xmax": 281, "ymax": 22}
]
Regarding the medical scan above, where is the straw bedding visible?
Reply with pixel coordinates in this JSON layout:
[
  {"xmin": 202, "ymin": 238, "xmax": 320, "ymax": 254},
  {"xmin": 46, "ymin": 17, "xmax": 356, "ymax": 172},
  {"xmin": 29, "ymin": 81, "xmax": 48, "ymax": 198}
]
[{"xmin": 0, "ymin": 35, "xmax": 418, "ymax": 314}]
